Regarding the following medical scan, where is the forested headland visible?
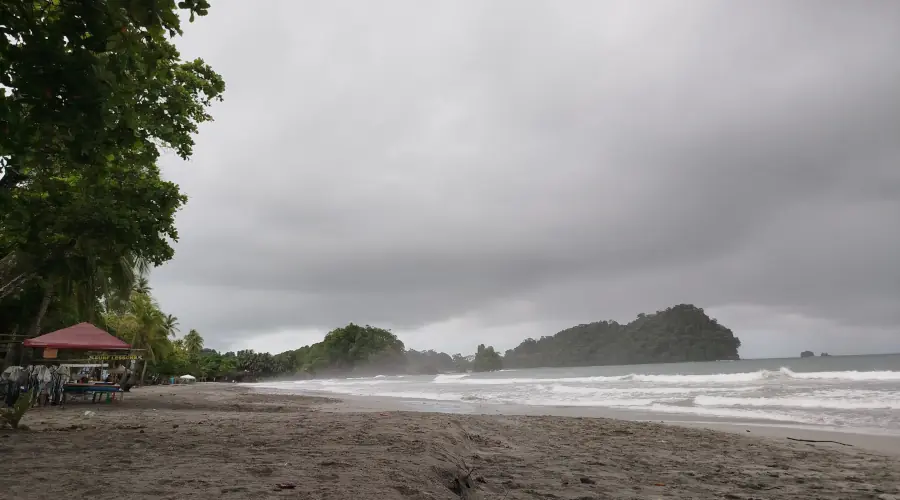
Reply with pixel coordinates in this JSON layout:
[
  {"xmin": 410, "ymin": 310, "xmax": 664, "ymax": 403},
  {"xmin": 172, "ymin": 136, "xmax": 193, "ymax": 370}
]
[
  {"xmin": 503, "ymin": 304, "xmax": 741, "ymax": 368},
  {"xmin": 113, "ymin": 304, "xmax": 739, "ymax": 382}
]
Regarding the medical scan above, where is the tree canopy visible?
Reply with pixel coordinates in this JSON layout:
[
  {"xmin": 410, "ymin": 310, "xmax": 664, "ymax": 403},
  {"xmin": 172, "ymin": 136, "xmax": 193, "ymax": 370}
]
[
  {"xmin": 0, "ymin": 0, "xmax": 223, "ymax": 368},
  {"xmin": 472, "ymin": 344, "xmax": 503, "ymax": 372},
  {"xmin": 406, "ymin": 349, "xmax": 456, "ymax": 375},
  {"xmin": 1, "ymin": 0, "xmax": 223, "ymax": 190},
  {"xmin": 276, "ymin": 324, "xmax": 408, "ymax": 377}
]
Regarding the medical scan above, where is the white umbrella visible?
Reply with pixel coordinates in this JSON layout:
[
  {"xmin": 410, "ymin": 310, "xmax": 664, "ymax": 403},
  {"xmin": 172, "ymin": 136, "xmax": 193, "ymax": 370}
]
[{"xmin": 179, "ymin": 374, "xmax": 196, "ymax": 380}]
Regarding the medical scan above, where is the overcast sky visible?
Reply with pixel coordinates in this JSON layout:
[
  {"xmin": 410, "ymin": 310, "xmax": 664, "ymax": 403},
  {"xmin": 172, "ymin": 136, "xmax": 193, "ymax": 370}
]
[{"xmin": 152, "ymin": 0, "xmax": 900, "ymax": 359}]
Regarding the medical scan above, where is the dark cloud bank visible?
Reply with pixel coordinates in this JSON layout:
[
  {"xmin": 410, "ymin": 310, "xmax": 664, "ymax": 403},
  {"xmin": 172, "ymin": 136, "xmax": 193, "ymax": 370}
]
[{"xmin": 152, "ymin": 0, "xmax": 900, "ymax": 358}]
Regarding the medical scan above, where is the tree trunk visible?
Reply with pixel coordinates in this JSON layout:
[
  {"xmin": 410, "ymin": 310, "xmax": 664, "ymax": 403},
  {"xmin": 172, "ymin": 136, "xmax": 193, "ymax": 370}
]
[
  {"xmin": 139, "ymin": 361, "xmax": 148, "ymax": 386},
  {"xmin": 5, "ymin": 283, "xmax": 54, "ymax": 369},
  {"xmin": 30, "ymin": 283, "xmax": 54, "ymax": 337},
  {"xmin": 2, "ymin": 326, "xmax": 21, "ymax": 371},
  {"xmin": 0, "ymin": 251, "xmax": 32, "ymax": 301}
]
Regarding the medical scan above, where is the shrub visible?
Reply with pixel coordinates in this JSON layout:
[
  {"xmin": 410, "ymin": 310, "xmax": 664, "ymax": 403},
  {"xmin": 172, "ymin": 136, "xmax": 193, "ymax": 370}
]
[{"xmin": 0, "ymin": 390, "xmax": 33, "ymax": 429}]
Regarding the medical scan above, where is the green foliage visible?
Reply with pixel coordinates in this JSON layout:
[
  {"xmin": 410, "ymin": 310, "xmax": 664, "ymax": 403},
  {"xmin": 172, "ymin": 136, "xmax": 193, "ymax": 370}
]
[
  {"xmin": 269, "ymin": 324, "xmax": 407, "ymax": 377},
  {"xmin": 4, "ymin": 159, "xmax": 187, "ymax": 275},
  {"xmin": 162, "ymin": 314, "xmax": 179, "ymax": 338},
  {"xmin": 406, "ymin": 349, "xmax": 456, "ymax": 375},
  {"xmin": 0, "ymin": 1, "xmax": 223, "ymax": 362},
  {"xmin": 196, "ymin": 350, "xmax": 232, "ymax": 380},
  {"xmin": 320, "ymin": 324, "xmax": 406, "ymax": 370},
  {"xmin": 139, "ymin": 329, "xmax": 234, "ymax": 381},
  {"xmin": 139, "ymin": 304, "xmax": 737, "ymax": 381},
  {"xmin": 74, "ymin": 304, "xmax": 740, "ymax": 383},
  {"xmin": 472, "ymin": 344, "xmax": 503, "ymax": 372},
  {"xmin": 0, "ymin": 0, "xmax": 224, "ymax": 191},
  {"xmin": 104, "ymin": 290, "xmax": 174, "ymax": 383},
  {"xmin": 0, "ymin": 390, "xmax": 33, "ymax": 429},
  {"xmin": 183, "ymin": 329, "xmax": 203, "ymax": 358},
  {"xmin": 451, "ymin": 353, "xmax": 472, "ymax": 372},
  {"xmin": 503, "ymin": 304, "xmax": 741, "ymax": 369},
  {"xmin": 171, "ymin": 324, "xmax": 415, "ymax": 381}
]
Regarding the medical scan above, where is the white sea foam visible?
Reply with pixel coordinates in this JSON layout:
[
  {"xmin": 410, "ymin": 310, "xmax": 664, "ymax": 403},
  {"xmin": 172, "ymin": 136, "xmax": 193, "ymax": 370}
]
[
  {"xmin": 694, "ymin": 395, "xmax": 900, "ymax": 410},
  {"xmin": 433, "ymin": 373, "xmax": 470, "ymax": 382},
  {"xmin": 541, "ymin": 384, "xmax": 761, "ymax": 396},
  {"xmin": 430, "ymin": 368, "xmax": 900, "ymax": 386},
  {"xmin": 247, "ymin": 363, "xmax": 900, "ymax": 432},
  {"xmin": 640, "ymin": 404, "xmax": 839, "ymax": 425},
  {"xmin": 515, "ymin": 397, "xmax": 664, "ymax": 407},
  {"xmin": 779, "ymin": 368, "xmax": 900, "ymax": 381}
]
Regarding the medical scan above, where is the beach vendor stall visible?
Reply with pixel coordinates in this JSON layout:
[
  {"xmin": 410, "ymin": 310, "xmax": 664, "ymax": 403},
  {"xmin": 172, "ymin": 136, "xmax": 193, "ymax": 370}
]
[{"xmin": 22, "ymin": 323, "xmax": 136, "ymax": 404}]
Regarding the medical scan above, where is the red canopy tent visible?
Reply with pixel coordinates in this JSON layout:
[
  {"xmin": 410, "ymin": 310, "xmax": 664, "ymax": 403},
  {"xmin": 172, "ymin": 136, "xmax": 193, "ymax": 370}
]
[{"xmin": 23, "ymin": 323, "xmax": 131, "ymax": 350}]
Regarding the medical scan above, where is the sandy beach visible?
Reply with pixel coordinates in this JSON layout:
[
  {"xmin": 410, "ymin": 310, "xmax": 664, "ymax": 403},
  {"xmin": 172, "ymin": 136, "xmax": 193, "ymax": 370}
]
[{"xmin": 4, "ymin": 384, "xmax": 900, "ymax": 500}]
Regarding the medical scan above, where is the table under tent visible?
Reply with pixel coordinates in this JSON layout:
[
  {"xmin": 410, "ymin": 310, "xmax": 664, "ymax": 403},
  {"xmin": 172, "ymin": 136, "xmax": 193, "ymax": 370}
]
[{"xmin": 2, "ymin": 323, "xmax": 139, "ymax": 406}]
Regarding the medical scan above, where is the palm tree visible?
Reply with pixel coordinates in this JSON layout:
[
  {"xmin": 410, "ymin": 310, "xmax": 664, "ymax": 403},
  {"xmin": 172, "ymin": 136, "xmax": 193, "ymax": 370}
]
[
  {"xmin": 236, "ymin": 349, "xmax": 259, "ymax": 375},
  {"xmin": 132, "ymin": 276, "xmax": 151, "ymax": 295},
  {"xmin": 163, "ymin": 314, "xmax": 180, "ymax": 338},
  {"xmin": 107, "ymin": 292, "xmax": 171, "ymax": 386},
  {"xmin": 92, "ymin": 252, "xmax": 150, "ymax": 315},
  {"xmin": 183, "ymin": 329, "xmax": 203, "ymax": 356}
]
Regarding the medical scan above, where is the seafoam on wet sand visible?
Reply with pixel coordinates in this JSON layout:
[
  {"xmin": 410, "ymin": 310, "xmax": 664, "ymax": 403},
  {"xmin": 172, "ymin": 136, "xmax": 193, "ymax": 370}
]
[{"xmin": 250, "ymin": 354, "xmax": 900, "ymax": 435}]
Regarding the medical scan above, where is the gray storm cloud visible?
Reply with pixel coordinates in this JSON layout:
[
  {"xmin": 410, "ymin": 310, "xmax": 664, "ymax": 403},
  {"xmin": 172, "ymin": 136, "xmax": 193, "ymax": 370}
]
[{"xmin": 152, "ymin": 0, "xmax": 900, "ymax": 355}]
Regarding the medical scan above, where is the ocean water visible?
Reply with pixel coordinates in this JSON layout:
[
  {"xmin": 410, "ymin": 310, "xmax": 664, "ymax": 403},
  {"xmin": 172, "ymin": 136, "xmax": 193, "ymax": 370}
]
[{"xmin": 249, "ymin": 354, "xmax": 900, "ymax": 434}]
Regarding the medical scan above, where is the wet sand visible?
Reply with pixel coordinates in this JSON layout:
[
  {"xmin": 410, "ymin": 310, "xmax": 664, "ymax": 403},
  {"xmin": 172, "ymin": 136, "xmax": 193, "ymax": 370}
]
[
  {"xmin": 3, "ymin": 383, "xmax": 900, "ymax": 500},
  {"xmin": 314, "ymin": 392, "xmax": 900, "ymax": 456}
]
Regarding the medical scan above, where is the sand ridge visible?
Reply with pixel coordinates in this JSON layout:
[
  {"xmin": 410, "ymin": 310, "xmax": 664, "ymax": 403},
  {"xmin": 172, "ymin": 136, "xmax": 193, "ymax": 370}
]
[{"xmin": 2, "ymin": 383, "xmax": 899, "ymax": 499}]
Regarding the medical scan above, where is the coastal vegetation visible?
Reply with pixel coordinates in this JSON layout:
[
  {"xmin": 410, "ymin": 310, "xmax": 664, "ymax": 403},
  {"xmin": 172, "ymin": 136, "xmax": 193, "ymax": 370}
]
[
  {"xmin": 503, "ymin": 304, "xmax": 741, "ymax": 369},
  {"xmin": 472, "ymin": 344, "xmax": 503, "ymax": 372},
  {"xmin": 0, "ymin": 389, "xmax": 31, "ymax": 429},
  {"xmin": 0, "ymin": 1, "xmax": 223, "ymax": 372},
  {"xmin": 134, "ymin": 304, "xmax": 736, "ymax": 382}
]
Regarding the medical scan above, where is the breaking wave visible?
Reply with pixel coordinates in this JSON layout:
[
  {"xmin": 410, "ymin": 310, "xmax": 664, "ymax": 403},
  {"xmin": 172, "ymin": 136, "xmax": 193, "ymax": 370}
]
[
  {"xmin": 432, "ymin": 367, "xmax": 900, "ymax": 385},
  {"xmin": 248, "ymin": 361, "xmax": 900, "ymax": 433}
]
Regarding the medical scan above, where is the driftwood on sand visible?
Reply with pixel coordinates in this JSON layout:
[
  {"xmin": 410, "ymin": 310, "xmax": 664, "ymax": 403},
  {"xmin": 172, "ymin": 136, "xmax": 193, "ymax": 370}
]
[{"xmin": 786, "ymin": 437, "xmax": 854, "ymax": 447}]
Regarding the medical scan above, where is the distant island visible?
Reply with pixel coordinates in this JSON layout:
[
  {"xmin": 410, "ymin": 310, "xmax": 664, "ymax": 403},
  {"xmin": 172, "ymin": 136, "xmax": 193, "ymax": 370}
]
[
  {"xmin": 801, "ymin": 351, "xmax": 815, "ymax": 358},
  {"xmin": 503, "ymin": 304, "xmax": 741, "ymax": 368},
  {"xmin": 195, "ymin": 304, "xmax": 740, "ymax": 381}
]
